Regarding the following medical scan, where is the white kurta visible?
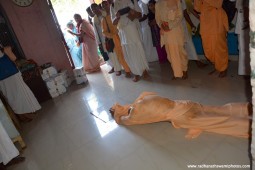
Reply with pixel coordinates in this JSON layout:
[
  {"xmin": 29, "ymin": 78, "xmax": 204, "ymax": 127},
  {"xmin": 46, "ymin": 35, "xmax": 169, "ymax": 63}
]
[
  {"xmin": 111, "ymin": 0, "xmax": 149, "ymax": 76},
  {"xmin": 181, "ymin": 0, "xmax": 199, "ymax": 61},
  {"xmin": 235, "ymin": 0, "xmax": 250, "ymax": 75},
  {"xmin": 93, "ymin": 14, "xmax": 106, "ymax": 47},
  {"xmin": 0, "ymin": 122, "xmax": 19, "ymax": 165},
  {"xmin": 138, "ymin": 1, "xmax": 158, "ymax": 62}
]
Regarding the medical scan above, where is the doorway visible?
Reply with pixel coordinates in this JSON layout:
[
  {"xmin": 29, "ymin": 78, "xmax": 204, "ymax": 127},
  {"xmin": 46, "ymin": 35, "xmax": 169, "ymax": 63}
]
[{"xmin": 48, "ymin": 0, "xmax": 92, "ymax": 68}]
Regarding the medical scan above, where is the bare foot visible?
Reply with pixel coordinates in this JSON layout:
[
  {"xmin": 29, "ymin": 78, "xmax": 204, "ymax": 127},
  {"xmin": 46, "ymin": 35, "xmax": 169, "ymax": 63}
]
[
  {"xmin": 125, "ymin": 72, "xmax": 131, "ymax": 78},
  {"xmin": 116, "ymin": 71, "xmax": 121, "ymax": 76},
  {"xmin": 208, "ymin": 69, "xmax": 216, "ymax": 75},
  {"xmin": 182, "ymin": 71, "xmax": 188, "ymax": 80},
  {"xmin": 196, "ymin": 61, "xmax": 208, "ymax": 68},
  {"xmin": 133, "ymin": 75, "xmax": 140, "ymax": 82},
  {"xmin": 17, "ymin": 114, "xmax": 34, "ymax": 122},
  {"xmin": 6, "ymin": 156, "xmax": 25, "ymax": 167},
  {"xmin": 142, "ymin": 70, "xmax": 149, "ymax": 78},
  {"xmin": 108, "ymin": 67, "xmax": 114, "ymax": 74},
  {"xmin": 185, "ymin": 129, "xmax": 202, "ymax": 139},
  {"xmin": 0, "ymin": 163, "xmax": 6, "ymax": 170},
  {"xmin": 218, "ymin": 70, "xmax": 227, "ymax": 78}
]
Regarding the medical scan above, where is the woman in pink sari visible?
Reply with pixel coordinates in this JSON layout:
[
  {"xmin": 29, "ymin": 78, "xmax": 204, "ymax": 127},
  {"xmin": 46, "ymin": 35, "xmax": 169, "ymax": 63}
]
[{"xmin": 69, "ymin": 14, "xmax": 100, "ymax": 73}]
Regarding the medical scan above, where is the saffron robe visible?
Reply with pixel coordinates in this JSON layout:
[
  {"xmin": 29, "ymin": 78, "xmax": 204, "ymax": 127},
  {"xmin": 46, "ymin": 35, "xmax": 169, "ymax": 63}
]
[
  {"xmin": 101, "ymin": 14, "xmax": 131, "ymax": 73},
  {"xmin": 112, "ymin": 92, "xmax": 250, "ymax": 139},
  {"xmin": 194, "ymin": 0, "xmax": 229, "ymax": 72},
  {"xmin": 155, "ymin": 0, "xmax": 188, "ymax": 78}
]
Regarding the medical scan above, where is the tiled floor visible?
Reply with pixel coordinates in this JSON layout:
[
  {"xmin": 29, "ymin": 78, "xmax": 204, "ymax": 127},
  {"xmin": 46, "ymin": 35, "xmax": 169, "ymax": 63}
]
[{"xmin": 9, "ymin": 60, "xmax": 251, "ymax": 170}]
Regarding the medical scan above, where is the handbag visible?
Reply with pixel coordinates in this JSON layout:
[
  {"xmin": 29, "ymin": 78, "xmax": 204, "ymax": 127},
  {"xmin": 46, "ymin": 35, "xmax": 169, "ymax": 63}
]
[
  {"xmin": 0, "ymin": 54, "xmax": 19, "ymax": 80},
  {"xmin": 118, "ymin": 7, "xmax": 131, "ymax": 16},
  {"xmin": 104, "ymin": 18, "xmax": 115, "ymax": 53},
  {"xmin": 105, "ymin": 38, "xmax": 115, "ymax": 53}
]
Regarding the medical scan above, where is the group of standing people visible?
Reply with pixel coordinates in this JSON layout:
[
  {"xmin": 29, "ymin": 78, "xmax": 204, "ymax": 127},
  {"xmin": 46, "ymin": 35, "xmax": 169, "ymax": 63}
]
[{"xmin": 66, "ymin": 0, "xmax": 250, "ymax": 80}]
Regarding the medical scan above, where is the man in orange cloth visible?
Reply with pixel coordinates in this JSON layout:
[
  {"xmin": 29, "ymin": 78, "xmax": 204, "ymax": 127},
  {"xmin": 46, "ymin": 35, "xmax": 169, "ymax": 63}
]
[
  {"xmin": 194, "ymin": 0, "xmax": 229, "ymax": 78},
  {"xmin": 110, "ymin": 92, "xmax": 251, "ymax": 139},
  {"xmin": 101, "ymin": 0, "xmax": 131, "ymax": 77}
]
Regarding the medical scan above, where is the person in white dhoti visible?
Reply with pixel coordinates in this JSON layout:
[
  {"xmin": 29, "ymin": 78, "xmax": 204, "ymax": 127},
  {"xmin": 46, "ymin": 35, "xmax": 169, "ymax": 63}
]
[
  {"xmin": 100, "ymin": 1, "xmax": 125, "ymax": 76},
  {"xmin": 180, "ymin": 0, "xmax": 207, "ymax": 68},
  {"xmin": 235, "ymin": 0, "xmax": 250, "ymax": 76},
  {"xmin": 0, "ymin": 45, "xmax": 41, "ymax": 122},
  {"xmin": 0, "ymin": 121, "xmax": 25, "ymax": 169},
  {"xmin": 138, "ymin": 0, "xmax": 158, "ymax": 62},
  {"xmin": 111, "ymin": 0, "xmax": 149, "ymax": 82}
]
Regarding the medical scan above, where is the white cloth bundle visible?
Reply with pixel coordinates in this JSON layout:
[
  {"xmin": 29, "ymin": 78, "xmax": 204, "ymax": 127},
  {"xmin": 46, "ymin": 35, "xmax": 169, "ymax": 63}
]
[
  {"xmin": 42, "ymin": 66, "xmax": 58, "ymax": 77},
  {"xmin": 73, "ymin": 67, "xmax": 85, "ymax": 77},
  {"xmin": 75, "ymin": 75, "xmax": 88, "ymax": 85},
  {"xmin": 56, "ymin": 84, "xmax": 66, "ymax": 94},
  {"xmin": 49, "ymin": 89, "xmax": 59, "ymax": 98}
]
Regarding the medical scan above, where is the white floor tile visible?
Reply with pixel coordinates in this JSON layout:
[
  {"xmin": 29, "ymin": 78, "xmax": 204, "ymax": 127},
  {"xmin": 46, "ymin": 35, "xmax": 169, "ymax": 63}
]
[{"xmin": 7, "ymin": 61, "xmax": 251, "ymax": 170}]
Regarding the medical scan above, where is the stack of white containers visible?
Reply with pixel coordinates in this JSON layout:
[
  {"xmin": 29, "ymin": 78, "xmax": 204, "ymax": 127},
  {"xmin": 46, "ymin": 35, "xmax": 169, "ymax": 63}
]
[
  {"xmin": 41, "ymin": 66, "xmax": 72, "ymax": 98},
  {"xmin": 73, "ymin": 67, "xmax": 88, "ymax": 84}
]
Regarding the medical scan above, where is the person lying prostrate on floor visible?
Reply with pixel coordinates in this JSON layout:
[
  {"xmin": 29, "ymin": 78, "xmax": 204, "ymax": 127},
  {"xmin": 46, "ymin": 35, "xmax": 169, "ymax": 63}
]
[{"xmin": 110, "ymin": 92, "xmax": 251, "ymax": 139}]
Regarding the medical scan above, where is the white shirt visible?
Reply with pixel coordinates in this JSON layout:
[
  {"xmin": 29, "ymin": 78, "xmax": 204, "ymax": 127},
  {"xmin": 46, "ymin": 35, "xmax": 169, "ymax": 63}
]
[
  {"xmin": 138, "ymin": 0, "xmax": 149, "ymax": 28},
  {"xmin": 93, "ymin": 14, "xmax": 105, "ymax": 44},
  {"xmin": 111, "ymin": 0, "xmax": 141, "ymax": 29}
]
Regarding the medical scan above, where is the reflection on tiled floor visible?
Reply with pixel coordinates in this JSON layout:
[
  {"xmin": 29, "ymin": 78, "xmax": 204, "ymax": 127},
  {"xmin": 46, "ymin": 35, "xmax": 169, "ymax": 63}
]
[{"xmin": 9, "ymin": 61, "xmax": 251, "ymax": 170}]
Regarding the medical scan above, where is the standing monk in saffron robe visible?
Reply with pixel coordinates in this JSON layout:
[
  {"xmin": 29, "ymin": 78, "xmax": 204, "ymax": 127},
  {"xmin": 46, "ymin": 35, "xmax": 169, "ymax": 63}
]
[
  {"xmin": 155, "ymin": 0, "xmax": 188, "ymax": 79},
  {"xmin": 194, "ymin": 0, "xmax": 229, "ymax": 78}
]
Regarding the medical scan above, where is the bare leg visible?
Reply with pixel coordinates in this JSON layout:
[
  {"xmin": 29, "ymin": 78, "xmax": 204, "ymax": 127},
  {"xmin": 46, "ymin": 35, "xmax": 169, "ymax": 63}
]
[
  {"xmin": 208, "ymin": 69, "xmax": 216, "ymax": 75},
  {"xmin": 182, "ymin": 71, "xmax": 188, "ymax": 80},
  {"xmin": 133, "ymin": 75, "xmax": 140, "ymax": 82},
  {"xmin": 125, "ymin": 72, "xmax": 131, "ymax": 78},
  {"xmin": 196, "ymin": 60, "xmax": 208, "ymax": 68},
  {"xmin": 142, "ymin": 70, "xmax": 149, "ymax": 78},
  {"xmin": 108, "ymin": 67, "xmax": 114, "ymax": 74},
  {"xmin": 17, "ymin": 113, "xmax": 36, "ymax": 122},
  {"xmin": 185, "ymin": 128, "xmax": 202, "ymax": 139},
  {"xmin": 116, "ymin": 71, "xmax": 121, "ymax": 76},
  {"xmin": 218, "ymin": 70, "xmax": 227, "ymax": 78},
  {"xmin": 0, "ymin": 163, "xmax": 6, "ymax": 170}
]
